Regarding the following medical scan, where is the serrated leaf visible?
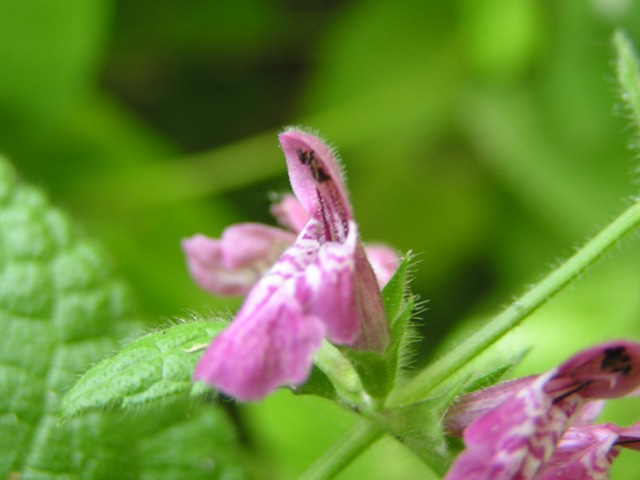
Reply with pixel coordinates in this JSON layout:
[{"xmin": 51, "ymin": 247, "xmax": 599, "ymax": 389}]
[
  {"xmin": 61, "ymin": 321, "xmax": 227, "ymax": 417},
  {"xmin": 0, "ymin": 157, "xmax": 247, "ymax": 479}
]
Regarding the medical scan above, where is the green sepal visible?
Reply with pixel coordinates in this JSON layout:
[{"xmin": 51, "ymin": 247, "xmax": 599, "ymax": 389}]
[
  {"xmin": 291, "ymin": 366, "xmax": 337, "ymax": 401},
  {"xmin": 381, "ymin": 253, "xmax": 412, "ymax": 322},
  {"xmin": 382, "ymin": 378, "xmax": 465, "ymax": 477},
  {"xmin": 61, "ymin": 319, "xmax": 227, "ymax": 418},
  {"xmin": 343, "ymin": 256, "xmax": 415, "ymax": 399},
  {"xmin": 459, "ymin": 349, "xmax": 528, "ymax": 395}
]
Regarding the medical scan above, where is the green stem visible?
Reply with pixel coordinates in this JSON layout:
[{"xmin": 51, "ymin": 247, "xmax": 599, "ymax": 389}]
[
  {"xmin": 390, "ymin": 197, "xmax": 640, "ymax": 406},
  {"xmin": 298, "ymin": 419, "xmax": 383, "ymax": 480}
]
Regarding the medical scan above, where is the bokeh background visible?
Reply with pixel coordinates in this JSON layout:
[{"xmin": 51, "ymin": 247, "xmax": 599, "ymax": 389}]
[{"xmin": 3, "ymin": 0, "xmax": 640, "ymax": 478}]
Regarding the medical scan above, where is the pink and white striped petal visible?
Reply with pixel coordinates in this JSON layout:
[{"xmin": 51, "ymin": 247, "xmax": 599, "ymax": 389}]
[
  {"xmin": 538, "ymin": 424, "xmax": 620, "ymax": 480},
  {"xmin": 445, "ymin": 341, "xmax": 640, "ymax": 480},
  {"xmin": 295, "ymin": 219, "xmax": 360, "ymax": 345},
  {"xmin": 193, "ymin": 290, "xmax": 325, "ymax": 402},
  {"xmin": 445, "ymin": 371, "xmax": 582, "ymax": 480}
]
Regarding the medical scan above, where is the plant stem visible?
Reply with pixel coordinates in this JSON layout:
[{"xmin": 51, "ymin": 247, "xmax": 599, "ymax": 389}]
[
  {"xmin": 298, "ymin": 419, "xmax": 383, "ymax": 480},
  {"xmin": 390, "ymin": 197, "xmax": 640, "ymax": 406}
]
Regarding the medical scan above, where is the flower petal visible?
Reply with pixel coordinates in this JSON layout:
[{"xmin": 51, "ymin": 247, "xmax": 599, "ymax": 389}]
[
  {"xmin": 193, "ymin": 291, "xmax": 325, "ymax": 402},
  {"xmin": 295, "ymin": 219, "xmax": 360, "ymax": 345},
  {"xmin": 546, "ymin": 340, "xmax": 640, "ymax": 399},
  {"xmin": 445, "ymin": 370, "xmax": 581, "ymax": 480},
  {"xmin": 182, "ymin": 224, "xmax": 295, "ymax": 296},
  {"xmin": 574, "ymin": 400, "xmax": 606, "ymax": 425},
  {"xmin": 270, "ymin": 193, "xmax": 309, "ymax": 232},
  {"xmin": 364, "ymin": 244, "xmax": 400, "ymax": 288},
  {"xmin": 446, "ymin": 341, "xmax": 640, "ymax": 480},
  {"xmin": 444, "ymin": 376, "xmax": 536, "ymax": 437},
  {"xmin": 539, "ymin": 421, "xmax": 640, "ymax": 480},
  {"xmin": 616, "ymin": 422, "xmax": 640, "ymax": 451},
  {"xmin": 538, "ymin": 424, "xmax": 620, "ymax": 480},
  {"xmin": 279, "ymin": 129, "xmax": 390, "ymax": 352},
  {"xmin": 279, "ymin": 129, "xmax": 351, "ymax": 242},
  {"xmin": 351, "ymin": 242, "xmax": 390, "ymax": 352}
]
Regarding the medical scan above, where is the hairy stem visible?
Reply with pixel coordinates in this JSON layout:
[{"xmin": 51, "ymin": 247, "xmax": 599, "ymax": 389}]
[
  {"xmin": 298, "ymin": 419, "xmax": 383, "ymax": 480},
  {"xmin": 390, "ymin": 197, "xmax": 640, "ymax": 406}
]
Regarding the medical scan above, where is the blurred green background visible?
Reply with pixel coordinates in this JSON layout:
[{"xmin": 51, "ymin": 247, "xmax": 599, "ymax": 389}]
[{"xmin": 3, "ymin": 0, "xmax": 640, "ymax": 478}]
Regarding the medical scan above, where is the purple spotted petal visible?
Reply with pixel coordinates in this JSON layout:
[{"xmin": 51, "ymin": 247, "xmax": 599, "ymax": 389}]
[
  {"xmin": 538, "ymin": 424, "xmax": 620, "ymax": 480},
  {"xmin": 446, "ymin": 341, "xmax": 640, "ymax": 480},
  {"xmin": 279, "ymin": 129, "xmax": 351, "ymax": 227},
  {"xmin": 538, "ymin": 421, "xmax": 640, "ymax": 480},
  {"xmin": 192, "ymin": 219, "xmax": 359, "ymax": 401},
  {"xmin": 183, "ymin": 224, "xmax": 295, "ymax": 296},
  {"xmin": 445, "ymin": 371, "xmax": 582, "ymax": 480},
  {"xmin": 279, "ymin": 129, "xmax": 390, "ymax": 352},
  {"xmin": 546, "ymin": 340, "xmax": 640, "ymax": 399},
  {"xmin": 193, "ymin": 290, "xmax": 325, "ymax": 402}
]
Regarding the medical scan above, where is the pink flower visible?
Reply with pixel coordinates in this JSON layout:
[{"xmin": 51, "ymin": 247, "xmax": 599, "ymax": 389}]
[
  {"xmin": 537, "ymin": 422, "xmax": 640, "ymax": 480},
  {"xmin": 187, "ymin": 129, "xmax": 394, "ymax": 401},
  {"xmin": 444, "ymin": 341, "xmax": 640, "ymax": 480}
]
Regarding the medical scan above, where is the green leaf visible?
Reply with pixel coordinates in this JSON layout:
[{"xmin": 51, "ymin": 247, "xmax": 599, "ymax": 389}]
[
  {"xmin": 61, "ymin": 320, "xmax": 227, "ymax": 418},
  {"xmin": 0, "ymin": 157, "xmax": 247, "ymax": 479}
]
